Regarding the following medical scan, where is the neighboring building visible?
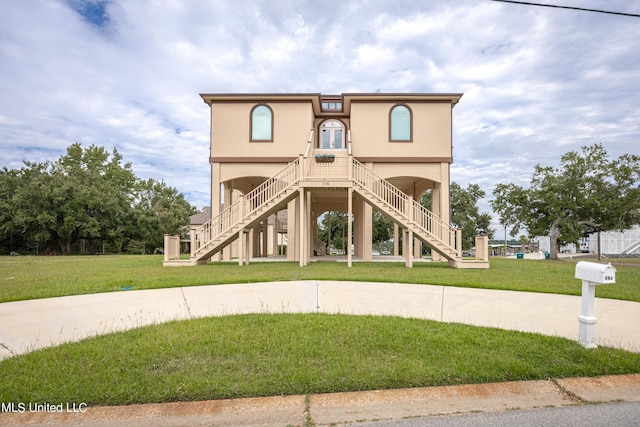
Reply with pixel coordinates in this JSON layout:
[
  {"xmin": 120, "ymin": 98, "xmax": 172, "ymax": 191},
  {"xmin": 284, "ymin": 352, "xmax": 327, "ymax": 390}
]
[
  {"xmin": 165, "ymin": 93, "xmax": 489, "ymax": 268},
  {"xmin": 189, "ymin": 206, "xmax": 211, "ymax": 233},
  {"xmin": 535, "ymin": 226, "xmax": 640, "ymax": 256},
  {"xmin": 588, "ymin": 225, "xmax": 640, "ymax": 257},
  {"xmin": 537, "ymin": 236, "xmax": 577, "ymax": 254}
]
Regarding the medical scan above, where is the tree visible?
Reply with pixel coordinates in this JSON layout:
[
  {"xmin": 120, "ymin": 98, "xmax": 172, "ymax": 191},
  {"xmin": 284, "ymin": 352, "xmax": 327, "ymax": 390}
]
[
  {"xmin": 450, "ymin": 183, "xmax": 495, "ymax": 249},
  {"xmin": 372, "ymin": 210, "xmax": 393, "ymax": 253},
  {"xmin": 318, "ymin": 211, "xmax": 350, "ymax": 254},
  {"xmin": 0, "ymin": 162, "xmax": 52, "ymax": 252},
  {"xmin": 0, "ymin": 143, "xmax": 195, "ymax": 254},
  {"xmin": 49, "ymin": 144, "xmax": 138, "ymax": 253},
  {"xmin": 422, "ymin": 183, "xmax": 495, "ymax": 250},
  {"xmin": 132, "ymin": 178, "xmax": 197, "ymax": 253},
  {"xmin": 491, "ymin": 144, "xmax": 640, "ymax": 260}
]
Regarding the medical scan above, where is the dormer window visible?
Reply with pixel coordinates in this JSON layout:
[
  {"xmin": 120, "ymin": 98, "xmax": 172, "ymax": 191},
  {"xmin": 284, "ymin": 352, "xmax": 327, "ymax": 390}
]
[
  {"xmin": 321, "ymin": 96, "xmax": 343, "ymax": 112},
  {"xmin": 322, "ymin": 101, "xmax": 342, "ymax": 110}
]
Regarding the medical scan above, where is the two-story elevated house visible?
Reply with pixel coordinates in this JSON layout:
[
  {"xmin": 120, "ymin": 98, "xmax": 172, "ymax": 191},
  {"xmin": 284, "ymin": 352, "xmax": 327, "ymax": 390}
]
[{"xmin": 163, "ymin": 93, "xmax": 489, "ymax": 268}]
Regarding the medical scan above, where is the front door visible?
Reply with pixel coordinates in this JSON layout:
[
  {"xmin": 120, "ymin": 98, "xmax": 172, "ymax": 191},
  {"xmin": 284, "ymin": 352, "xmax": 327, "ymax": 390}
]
[{"xmin": 320, "ymin": 120, "xmax": 344, "ymax": 149}]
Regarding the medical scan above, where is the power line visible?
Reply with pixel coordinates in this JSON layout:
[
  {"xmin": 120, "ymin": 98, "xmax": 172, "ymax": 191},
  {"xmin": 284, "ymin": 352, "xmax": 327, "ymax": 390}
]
[{"xmin": 491, "ymin": 0, "xmax": 640, "ymax": 18}]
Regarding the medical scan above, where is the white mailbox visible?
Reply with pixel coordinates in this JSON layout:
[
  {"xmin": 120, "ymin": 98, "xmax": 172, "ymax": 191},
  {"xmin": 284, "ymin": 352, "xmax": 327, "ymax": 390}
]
[
  {"xmin": 575, "ymin": 261, "xmax": 616, "ymax": 284},
  {"xmin": 575, "ymin": 261, "xmax": 616, "ymax": 348}
]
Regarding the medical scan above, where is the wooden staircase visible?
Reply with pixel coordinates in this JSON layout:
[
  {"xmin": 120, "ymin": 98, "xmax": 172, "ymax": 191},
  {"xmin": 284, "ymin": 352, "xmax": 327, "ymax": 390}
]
[
  {"xmin": 166, "ymin": 154, "xmax": 488, "ymax": 268},
  {"xmin": 350, "ymin": 158, "xmax": 461, "ymax": 263},
  {"xmin": 190, "ymin": 157, "xmax": 301, "ymax": 263}
]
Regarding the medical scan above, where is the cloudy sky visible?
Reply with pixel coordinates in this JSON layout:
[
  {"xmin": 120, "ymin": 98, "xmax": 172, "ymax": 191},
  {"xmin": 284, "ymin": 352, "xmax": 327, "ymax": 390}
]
[{"xmin": 1, "ymin": 0, "xmax": 639, "ymax": 236}]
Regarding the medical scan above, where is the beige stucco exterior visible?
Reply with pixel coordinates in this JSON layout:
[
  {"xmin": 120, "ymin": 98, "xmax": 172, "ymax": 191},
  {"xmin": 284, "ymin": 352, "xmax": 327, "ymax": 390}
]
[{"xmin": 170, "ymin": 92, "xmax": 487, "ymax": 268}]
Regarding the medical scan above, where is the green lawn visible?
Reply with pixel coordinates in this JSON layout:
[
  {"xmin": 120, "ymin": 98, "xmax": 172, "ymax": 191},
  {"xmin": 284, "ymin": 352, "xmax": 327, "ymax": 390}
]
[
  {"xmin": 1, "ymin": 313, "xmax": 639, "ymax": 406},
  {"xmin": 1, "ymin": 255, "xmax": 639, "ymax": 303},
  {"xmin": 2, "ymin": 255, "xmax": 639, "ymax": 407}
]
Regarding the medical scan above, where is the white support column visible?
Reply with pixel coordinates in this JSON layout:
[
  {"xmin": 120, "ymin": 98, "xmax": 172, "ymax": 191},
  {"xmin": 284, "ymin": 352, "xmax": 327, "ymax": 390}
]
[
  {"xmin": 262, "ymin": 219, "xmax": 268, "ymax": 257},
  {"xmin": 287, "ymin": 199, "xmax": 298, "ymax": 262},
  {"xmin": 164, "ymin": 234, "xmax": 171, "ymax": 262},
  {"xmin": 394, "ymin": 223, "xmax": 399, "ymax": 256},
  {"xmin": 364, "ymin": 162, "xmax": 373, "ymax": 261},
  {"xmin": 363, "ymin": 200, "xmax": 373, "ymax": 261},
  {"xmin": 406, "ymin": 229, "xmax": 414, "ymax": 268},
  {"xmin": 237, "ymin": 195, "xmax": 245, "ymax": 265},
  {"xmin": 251, "ymin": 225, "xmax": 259, "ymax": 257},
  {"xmin": 245, "ymin": 231, "xmax": 251, "ymax": 265},
  {"xmin": 271, "ymin": 214, "xmax": 278, "ymax": 256},
  {"xmin": 404, "ymin": 195, "xmax": 414, "ymax": 268},
  {"xmin": 413, "ymin": 193, "xmax": 421, "ymax": 259},
  {"xmin": 475, "ymin": 235, "xmax": 489, "ymax": 261},
  {"xmin": 210, "ymin": 163, "xmax": 222, "ymax": 262},
  {"xmin": 405, "ymin": 196, "xmax": 414, "ymax": 269},
  {"xmin": 307, "ymin": 192, "xmax": 312, "ymax": 263},
  {"xmin": 407, "ymin": 194, "xmax": 420, "ymax": 260},
  {"xmin": 348, "ymin": 187, "xmax": 353, "ymax": 267},
  {"xmin": 299, "ymin": 188, "xmax": 305, "ymax": 267},
  {"xmin": 402, "ymin": 229, "xmax": 407, "ymax": 258},
  {"xmin": 189, "ymin": 229, "xmax": 195, "ymax": 259},
  {"xmin": 353, "ymin": 197, "xmax": 362, "ymax": 258},
  {"xmin": 414, "ymin": 239, "xmax": 421, "ymax": 259},
  {"xmin": 431, "ymin": 184, "xmax": 442, "ymax": 262},
  {"xmin": 311, "ymin": 211, "xmax": 318, "ymax": 257},
  {"xmin": 223, "ymin": 183, "xmax": 233, "ymax": 261}
]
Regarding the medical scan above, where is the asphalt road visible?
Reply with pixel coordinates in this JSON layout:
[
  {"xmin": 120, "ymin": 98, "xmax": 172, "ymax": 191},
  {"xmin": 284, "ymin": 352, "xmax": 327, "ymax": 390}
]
[{"xmin": 353, "ymin": 401, "xmax": 640, "ymax": 427}]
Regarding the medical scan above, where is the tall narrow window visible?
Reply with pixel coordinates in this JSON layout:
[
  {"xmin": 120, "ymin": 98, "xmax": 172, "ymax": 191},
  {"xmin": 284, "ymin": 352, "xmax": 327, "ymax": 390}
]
[
  {"xmin": 251, "ymin": 104, "xmax": 273, "ymax": 141},
  {"xmin": 390, "ymin": 105, "xmax": 411, "ymax": 141}
]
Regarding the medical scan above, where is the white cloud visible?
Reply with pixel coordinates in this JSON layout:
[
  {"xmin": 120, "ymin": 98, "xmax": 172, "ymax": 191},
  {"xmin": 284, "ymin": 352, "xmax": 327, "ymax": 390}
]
[{"xmin": 1, "ymin": 0, "xmax": 639, "ymax": 218}]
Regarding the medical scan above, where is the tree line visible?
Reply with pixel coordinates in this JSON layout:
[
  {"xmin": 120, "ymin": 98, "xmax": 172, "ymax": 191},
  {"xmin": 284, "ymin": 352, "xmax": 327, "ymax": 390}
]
[{"xmin": 0, "ymin": 143, "xmax": 196, "ymax": 255}]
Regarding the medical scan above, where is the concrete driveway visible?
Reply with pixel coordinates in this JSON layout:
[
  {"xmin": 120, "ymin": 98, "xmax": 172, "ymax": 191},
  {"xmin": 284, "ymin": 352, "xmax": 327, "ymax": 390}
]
[{"xmin": 1, "ymin": 281, "xmax": 639, "ymax": 359}]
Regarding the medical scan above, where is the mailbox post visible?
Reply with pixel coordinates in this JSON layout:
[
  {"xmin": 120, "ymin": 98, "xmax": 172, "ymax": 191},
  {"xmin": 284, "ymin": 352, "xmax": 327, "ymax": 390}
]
[{"xmin": 574, "ymin": 261, "xmax": 616, "ymax": 348}]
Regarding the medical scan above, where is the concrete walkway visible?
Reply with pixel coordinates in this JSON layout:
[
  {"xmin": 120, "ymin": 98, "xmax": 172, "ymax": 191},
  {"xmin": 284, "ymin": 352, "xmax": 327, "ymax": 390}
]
[
  {"xmin": 1, "ymin": 282, "xmax": 639, "ymax": 426},
  {"xmin": 1, "ymin": 281, "xmax": 639, "ymax": 359}
]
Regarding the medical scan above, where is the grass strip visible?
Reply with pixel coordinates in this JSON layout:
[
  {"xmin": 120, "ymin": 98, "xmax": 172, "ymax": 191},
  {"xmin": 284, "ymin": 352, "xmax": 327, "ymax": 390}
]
[
  {"xmin": 1, "ymin": 256, "xmax": 639, "ymax": 303},
  {"xmin": 1, "ymin": 313, "xmax": 639, "ymax": 406}
]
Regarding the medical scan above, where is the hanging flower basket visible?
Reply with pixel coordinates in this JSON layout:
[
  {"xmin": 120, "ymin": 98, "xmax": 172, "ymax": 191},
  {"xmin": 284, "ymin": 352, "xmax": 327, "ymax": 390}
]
[{"xmin": 315, "ymin": 154, "xmax": 335, "ymax": 163}]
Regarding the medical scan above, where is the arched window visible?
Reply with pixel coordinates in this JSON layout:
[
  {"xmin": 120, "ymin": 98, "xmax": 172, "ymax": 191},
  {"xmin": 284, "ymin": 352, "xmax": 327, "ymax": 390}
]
[
  {"xmin": 390, "ymin": 104, "xmax": 412, "ymax": 141},
  {"xmin": 251, "ymin": 104, "xmax": 273, "ymax": 141},
  {"xmin": 319, "ymin": 120, "xmax": 345, "ymax": 149}
]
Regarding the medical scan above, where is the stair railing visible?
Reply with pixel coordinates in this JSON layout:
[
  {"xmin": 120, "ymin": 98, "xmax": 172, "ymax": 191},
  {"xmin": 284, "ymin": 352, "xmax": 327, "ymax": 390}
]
[
  {"xmin": 412, "ymin": 201, "xmax": 458, "ymax": 251},
  {"xmin": 244, "ymin": 158, "xmax": 301, "ymax": 217},
  {"xmin": 192, "ymin": 157, "xmax": 301, "ymax": 258},
  {"xmin": 304, "ymin": 155, "xmax": 350, "ymax": 179},
  {"xmin": 351, "ymin": 157, "xmax": 458, "ymax": 252},
  {"xmin": 313, "ymin": 237, "xmax": 327, "ymax": 256},
  {"xmin": 192, "ymin": 200, "xmax": 241, "ymax": 256},
  {"xmin": 351, "ymin": 158, "xmax": 408, "ymax": 216}
]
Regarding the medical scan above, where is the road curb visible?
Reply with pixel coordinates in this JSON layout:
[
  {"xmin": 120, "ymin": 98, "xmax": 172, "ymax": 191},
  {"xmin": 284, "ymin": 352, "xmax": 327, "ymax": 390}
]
[{"xmin": 1, "ymin": 374, "xmax": 639, "ymax": 426}]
